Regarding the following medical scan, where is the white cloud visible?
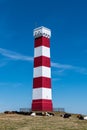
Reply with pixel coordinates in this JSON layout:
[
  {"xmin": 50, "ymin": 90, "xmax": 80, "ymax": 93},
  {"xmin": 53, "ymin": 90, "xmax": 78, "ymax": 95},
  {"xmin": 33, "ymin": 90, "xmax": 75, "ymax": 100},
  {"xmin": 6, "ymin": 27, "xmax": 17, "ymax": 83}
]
[
  {"xmin": 51, "ymin": 61, "xmax": 87, "ymax": 75},
  {"xmin": 0, "ymin": 82, "xmax": 23, "ymax": 88},
  {"xmin": 0, "ymin": 48, "xmax": 33, "ymax": 61},
  {"xmin": 52, "ymin": 70, "xmax": 65, "ymax": 76},
  {"xmin": 75, "ymin": 67, "xmax": 87, "ymax": 75},
  {"xmin": 51, "ymin": 62, "xmax": 74, "ymax": 69},
  {"xmin": 0, "ymin": 48, "xmax": 87, "ymax": 75}
]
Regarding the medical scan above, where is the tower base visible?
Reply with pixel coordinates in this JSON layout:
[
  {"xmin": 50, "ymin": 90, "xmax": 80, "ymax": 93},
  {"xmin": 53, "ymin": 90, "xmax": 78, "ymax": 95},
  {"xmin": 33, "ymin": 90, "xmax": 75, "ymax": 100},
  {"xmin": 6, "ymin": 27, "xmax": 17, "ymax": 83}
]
[{"xmin": 32, "ymin": 99, "xmax": 53, "ymax": 111}]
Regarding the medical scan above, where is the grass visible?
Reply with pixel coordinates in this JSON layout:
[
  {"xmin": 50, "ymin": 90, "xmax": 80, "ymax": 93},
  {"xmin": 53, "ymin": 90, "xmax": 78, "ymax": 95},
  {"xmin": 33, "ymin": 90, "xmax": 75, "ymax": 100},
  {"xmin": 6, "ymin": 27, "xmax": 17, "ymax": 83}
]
[{"xmin": 0, "ymin": 112, "xmax": 87, "ymax": 130}]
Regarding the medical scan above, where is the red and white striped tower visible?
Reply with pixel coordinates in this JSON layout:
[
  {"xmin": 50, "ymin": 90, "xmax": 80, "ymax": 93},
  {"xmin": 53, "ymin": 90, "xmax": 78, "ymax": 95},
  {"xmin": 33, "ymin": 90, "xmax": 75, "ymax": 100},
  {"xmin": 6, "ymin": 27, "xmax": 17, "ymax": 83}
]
[{"xmin": 32, "ymin": 26, "xmax": 53, "ymax": 111}]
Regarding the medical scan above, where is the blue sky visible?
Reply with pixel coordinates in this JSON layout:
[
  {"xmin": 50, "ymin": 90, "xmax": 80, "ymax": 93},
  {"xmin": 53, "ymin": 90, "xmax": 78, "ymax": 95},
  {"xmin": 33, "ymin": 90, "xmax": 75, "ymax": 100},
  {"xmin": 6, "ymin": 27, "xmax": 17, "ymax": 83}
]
[{"xmin": 0, "ymin": 0, "xmax": 87, "ymax": 114}]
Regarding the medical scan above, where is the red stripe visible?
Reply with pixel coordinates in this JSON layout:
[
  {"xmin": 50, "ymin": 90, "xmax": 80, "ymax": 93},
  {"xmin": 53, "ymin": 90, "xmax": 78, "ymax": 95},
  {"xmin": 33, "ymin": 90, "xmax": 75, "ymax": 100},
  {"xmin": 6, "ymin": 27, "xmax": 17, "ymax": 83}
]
[
  {"xmin": 33, "ymin": 77, "xmax": 51, "ymax": 88},
  {"xmin": 34, "ymin": 56, "xmax": 50, "ymax": 67},
  {"xmin": 35, "ymin": 36, "xmax": 50, "ymax": 48},
  {"xmin": 32, "ymin": 99, "xmax": 53, "ymax": 111}
]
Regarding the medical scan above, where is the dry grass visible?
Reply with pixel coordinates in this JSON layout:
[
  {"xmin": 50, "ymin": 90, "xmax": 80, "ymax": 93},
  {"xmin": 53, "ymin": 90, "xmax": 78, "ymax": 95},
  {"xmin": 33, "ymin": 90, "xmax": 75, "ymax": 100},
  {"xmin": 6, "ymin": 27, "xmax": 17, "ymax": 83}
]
[{"xmin": 0, "ymin": 112, "xmax": 87, "ymax": 130}]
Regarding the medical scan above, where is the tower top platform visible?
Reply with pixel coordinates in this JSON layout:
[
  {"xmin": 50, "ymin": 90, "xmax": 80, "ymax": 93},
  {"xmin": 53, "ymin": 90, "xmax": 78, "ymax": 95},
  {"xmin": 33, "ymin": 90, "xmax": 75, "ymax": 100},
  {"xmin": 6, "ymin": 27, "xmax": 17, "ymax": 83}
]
[{"xmin": 33, "ymin": 26, "xmax": 51, "ymax": 38}]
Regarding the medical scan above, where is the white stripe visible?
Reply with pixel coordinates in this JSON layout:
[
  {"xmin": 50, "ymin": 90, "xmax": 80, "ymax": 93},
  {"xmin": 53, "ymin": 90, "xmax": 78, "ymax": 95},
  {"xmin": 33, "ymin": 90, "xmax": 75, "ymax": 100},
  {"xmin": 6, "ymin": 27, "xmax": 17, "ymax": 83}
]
[
  {"xmin": 34, "ymin": 66, "xmax": 51, "ymax": 78},
  {"xmin": 32, "ymin": 88, "xmax": 52, "ymax": 100},
  {"xmin": 34, "ymin": 46, "xmax": 50, "ymax": 58}
]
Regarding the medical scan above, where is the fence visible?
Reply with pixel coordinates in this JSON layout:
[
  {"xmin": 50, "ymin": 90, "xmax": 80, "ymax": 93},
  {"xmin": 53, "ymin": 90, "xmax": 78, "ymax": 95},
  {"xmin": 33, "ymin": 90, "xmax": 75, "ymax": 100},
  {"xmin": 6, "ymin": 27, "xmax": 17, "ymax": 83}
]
[
  {"xmin": 53, "ymin": 108, "xmax": 65, "ymax": 112},
  {"xmin": 20, "ymin": 108, "xmax": 65, "ymax": 112}
]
